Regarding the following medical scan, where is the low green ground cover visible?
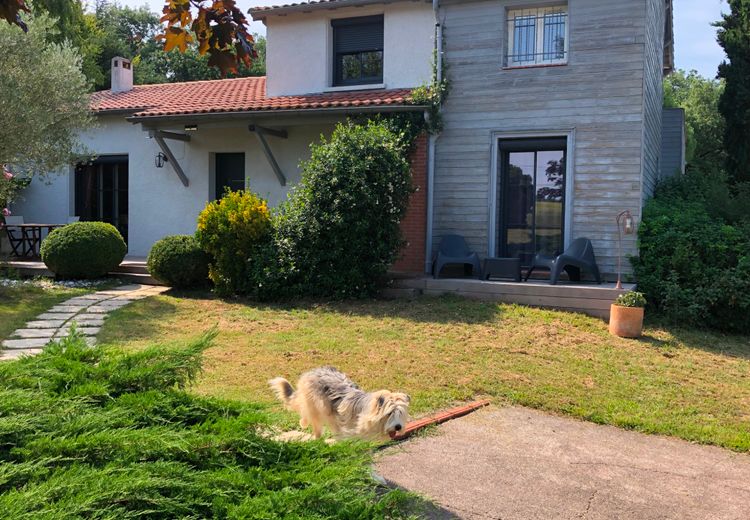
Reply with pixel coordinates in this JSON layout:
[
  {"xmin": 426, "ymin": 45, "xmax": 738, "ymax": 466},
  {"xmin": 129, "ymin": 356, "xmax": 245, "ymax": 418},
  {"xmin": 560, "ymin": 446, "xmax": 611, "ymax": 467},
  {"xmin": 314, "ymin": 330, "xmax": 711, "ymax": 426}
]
[{"xmin": 0, "ymin": 332, "xmax": 411, "ymax": 518}]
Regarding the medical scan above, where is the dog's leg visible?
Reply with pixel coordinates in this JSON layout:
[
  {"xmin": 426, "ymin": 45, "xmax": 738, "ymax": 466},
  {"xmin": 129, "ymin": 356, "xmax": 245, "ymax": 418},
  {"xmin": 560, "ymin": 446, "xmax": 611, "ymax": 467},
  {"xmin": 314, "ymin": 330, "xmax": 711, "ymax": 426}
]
[
  {"xmin": 310, "ymin": 420, "xmax": 323, "ymax": 439},
  {"xmin": 299, "ymin": 416, "xmax": 308, "ymax": 429}
]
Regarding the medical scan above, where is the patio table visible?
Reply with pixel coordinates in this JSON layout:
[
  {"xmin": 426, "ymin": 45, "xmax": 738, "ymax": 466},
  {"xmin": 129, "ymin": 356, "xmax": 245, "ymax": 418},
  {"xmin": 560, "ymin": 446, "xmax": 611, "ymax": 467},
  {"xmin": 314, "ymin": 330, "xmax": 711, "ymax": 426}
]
[{"xmin": 7, "ymin": 224, "xmax": 62, "ymax": 258}]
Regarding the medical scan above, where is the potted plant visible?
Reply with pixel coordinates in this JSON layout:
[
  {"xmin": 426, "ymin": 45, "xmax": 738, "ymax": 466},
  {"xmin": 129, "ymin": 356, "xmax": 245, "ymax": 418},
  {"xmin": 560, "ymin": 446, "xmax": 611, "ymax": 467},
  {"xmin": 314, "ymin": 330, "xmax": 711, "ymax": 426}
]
[{"xmin": 609, "ymin": 291, "xmax": 646, "ymax": 338}]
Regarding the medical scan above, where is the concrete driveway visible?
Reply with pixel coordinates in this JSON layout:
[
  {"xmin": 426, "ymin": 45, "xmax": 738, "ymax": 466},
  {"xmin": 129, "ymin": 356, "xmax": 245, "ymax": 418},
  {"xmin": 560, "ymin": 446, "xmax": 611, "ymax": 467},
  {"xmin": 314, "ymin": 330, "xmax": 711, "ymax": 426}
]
[{"xmin": 375, "ymin": 407, "xmax": 750, "ymax": 519}]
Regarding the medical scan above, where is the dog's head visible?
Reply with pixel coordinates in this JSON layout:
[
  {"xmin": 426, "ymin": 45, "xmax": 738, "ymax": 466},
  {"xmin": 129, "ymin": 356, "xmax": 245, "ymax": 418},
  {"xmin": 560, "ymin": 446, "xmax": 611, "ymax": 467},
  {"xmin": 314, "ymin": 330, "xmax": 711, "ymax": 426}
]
[{"xmin": 369, "ymin": 390, "xmax": 410, "ymax": 439}]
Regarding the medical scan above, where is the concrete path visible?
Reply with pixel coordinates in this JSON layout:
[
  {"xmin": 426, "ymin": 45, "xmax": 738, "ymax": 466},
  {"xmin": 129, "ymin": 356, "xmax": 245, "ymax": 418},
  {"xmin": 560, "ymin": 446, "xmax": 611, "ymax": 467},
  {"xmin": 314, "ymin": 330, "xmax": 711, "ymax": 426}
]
[
  {"xmin": 1, "ymin": 284, "xmax": 168, "ymax": 360},
  {"xmin": 375, "ymin": 407, "xmax": 750, "ymax": 520}
]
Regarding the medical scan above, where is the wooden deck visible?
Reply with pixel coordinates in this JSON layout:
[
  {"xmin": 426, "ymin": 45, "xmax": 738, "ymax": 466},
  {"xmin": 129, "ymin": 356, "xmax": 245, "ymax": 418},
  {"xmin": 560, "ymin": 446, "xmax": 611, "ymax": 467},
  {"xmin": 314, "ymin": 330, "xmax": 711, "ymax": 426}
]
[{"xmin": 390, "ymin": 277, "xmax": 634, "ymax": 319}]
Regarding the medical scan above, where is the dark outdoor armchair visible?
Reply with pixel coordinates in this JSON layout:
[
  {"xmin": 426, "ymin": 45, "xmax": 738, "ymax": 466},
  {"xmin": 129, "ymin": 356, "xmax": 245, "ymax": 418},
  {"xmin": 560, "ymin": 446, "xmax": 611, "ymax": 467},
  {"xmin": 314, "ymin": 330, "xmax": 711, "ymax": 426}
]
[
  {"xmin": 524, "ymin": 237, "xmax": 602, "ymax": 285},
  {"xmin": 4, "ymin": 216, "xmax": 24, "ymax": 257},
  {"xmin": 432, "ymin": 234, "xmax": 482, "ymax": 279}
]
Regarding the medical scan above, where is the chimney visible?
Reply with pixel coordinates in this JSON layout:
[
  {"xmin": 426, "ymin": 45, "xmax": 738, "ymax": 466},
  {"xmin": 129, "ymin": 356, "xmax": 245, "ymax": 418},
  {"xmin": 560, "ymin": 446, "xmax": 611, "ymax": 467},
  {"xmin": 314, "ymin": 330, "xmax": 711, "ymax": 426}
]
[{"xmin": 111, "ymin": 57, "xmax": 133, "ymax": 93}]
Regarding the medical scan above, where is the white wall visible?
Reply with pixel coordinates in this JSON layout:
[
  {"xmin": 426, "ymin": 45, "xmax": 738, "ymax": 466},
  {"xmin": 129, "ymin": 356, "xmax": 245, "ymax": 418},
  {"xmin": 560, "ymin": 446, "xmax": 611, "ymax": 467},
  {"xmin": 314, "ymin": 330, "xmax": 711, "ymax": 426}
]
[
  {"xmin": 266, "ymin": 2, "xmax": 435, "ymax": 96},
  {"xmin": 13, "ymin": 115, "xmax": 335, "ymax": 257}
]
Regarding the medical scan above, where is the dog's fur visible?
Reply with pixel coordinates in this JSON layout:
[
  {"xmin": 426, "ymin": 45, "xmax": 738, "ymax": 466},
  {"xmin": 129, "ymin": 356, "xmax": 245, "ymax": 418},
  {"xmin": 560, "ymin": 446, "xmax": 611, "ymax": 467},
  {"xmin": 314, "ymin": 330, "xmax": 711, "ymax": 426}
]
[{"xmin": 269, "ymin": 367, "xmax": 410, "ymax": 440}]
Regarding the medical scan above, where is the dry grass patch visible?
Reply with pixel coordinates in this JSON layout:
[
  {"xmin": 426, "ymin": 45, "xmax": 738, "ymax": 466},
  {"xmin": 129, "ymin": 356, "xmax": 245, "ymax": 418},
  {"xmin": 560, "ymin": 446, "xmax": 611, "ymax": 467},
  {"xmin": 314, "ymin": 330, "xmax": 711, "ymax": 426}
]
[{"xmin": 99, "ymin": 292, "xmax": 750, "ymax": 452}]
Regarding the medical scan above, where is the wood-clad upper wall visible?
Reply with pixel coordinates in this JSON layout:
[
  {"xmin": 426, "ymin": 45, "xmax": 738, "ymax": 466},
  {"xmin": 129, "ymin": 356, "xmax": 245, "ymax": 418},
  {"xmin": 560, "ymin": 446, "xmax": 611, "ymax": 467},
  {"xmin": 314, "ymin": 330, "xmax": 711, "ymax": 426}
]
[
  {"xmin": 434, "ymin": 0, "xmax": 662, "ymax": 276},
  {"xmin": 643, "ymin": 0, "xmax": 666, "ymax": 200}
]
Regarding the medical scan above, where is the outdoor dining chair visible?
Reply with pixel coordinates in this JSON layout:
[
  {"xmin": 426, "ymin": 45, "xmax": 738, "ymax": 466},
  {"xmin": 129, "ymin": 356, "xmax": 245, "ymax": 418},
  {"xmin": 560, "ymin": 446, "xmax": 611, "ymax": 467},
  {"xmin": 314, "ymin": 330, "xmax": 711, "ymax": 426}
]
[{"xmin": 4, "ymin": 215, "xmax": 25, "ymax": 257}]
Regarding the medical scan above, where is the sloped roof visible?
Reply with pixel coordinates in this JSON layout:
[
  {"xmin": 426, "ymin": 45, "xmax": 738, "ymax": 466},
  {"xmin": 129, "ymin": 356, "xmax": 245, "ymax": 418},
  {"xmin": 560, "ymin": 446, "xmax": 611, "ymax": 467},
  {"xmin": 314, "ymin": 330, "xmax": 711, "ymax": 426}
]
[
  {"xmin": 89, "ymin": 76, "xmax": 416, "ymax": 119},
  {"xmin": 249, "ymin": 0, "xmax": 429, "ymax": 19}
]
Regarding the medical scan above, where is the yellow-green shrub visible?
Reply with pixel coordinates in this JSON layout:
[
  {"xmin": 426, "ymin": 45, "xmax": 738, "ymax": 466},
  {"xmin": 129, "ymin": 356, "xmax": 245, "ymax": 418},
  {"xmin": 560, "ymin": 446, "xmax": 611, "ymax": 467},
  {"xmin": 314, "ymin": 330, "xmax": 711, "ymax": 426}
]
[{"xmin": 195, "ymin": 190, "xmax": 271, "ymax": 295}]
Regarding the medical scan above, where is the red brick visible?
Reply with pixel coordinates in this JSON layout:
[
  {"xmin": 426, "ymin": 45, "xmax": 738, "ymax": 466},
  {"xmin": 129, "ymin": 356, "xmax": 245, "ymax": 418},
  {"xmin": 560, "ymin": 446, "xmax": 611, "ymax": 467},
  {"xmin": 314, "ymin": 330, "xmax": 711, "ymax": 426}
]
[{"xmin": 392, "ymin": 133, "xmax": 428, "ymax": 274}]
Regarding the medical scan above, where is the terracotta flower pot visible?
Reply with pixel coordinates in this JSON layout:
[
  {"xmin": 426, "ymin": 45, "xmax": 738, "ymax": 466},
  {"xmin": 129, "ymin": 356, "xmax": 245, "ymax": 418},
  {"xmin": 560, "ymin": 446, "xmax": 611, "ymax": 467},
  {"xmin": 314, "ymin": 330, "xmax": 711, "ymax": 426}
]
[{"xmin": 609, "ymin": 304, "xmax": 644, "ymax": 338}]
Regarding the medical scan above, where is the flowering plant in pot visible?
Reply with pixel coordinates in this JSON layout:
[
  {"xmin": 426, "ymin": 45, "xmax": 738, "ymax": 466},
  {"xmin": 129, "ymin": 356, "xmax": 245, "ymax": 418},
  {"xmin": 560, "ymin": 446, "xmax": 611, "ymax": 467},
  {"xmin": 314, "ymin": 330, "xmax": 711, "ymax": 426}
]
[{"xmin": 609, "ymin": 291, "xmax": 646, "ymax": 338}]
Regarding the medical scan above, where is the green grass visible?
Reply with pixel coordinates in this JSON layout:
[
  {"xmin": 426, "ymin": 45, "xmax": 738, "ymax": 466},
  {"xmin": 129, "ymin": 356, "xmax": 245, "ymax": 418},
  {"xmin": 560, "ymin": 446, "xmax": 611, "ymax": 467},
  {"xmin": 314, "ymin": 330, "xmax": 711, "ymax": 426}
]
[
  {"xmin": 0, "ymin": 285, "xmax": 90, "ymax": 341},
  {"xmin": 0, "ymin": 332, "xmax": 414, "ymax": 518},
  {"xmin": 99, "ymin": 292, "xmax": 750, "ymax": 453}
]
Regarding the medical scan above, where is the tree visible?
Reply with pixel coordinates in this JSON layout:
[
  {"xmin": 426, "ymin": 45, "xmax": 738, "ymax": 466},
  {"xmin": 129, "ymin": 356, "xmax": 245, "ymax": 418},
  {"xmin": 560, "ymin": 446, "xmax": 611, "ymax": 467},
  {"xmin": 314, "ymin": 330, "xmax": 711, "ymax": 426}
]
[
  {"xmin": 0, "ymin": 15, "xmax": 92, "ymax": 179},
  {"xmin": 2, "ymin": 0, "xmax": 258, "ymax": 76},
  {"xmin": 663, "ymin": 70, "xmax": 725, "ymax": 170},
  {"xmin": 716, "ymin": 0, "xmax": 750, "ymax": 182}
]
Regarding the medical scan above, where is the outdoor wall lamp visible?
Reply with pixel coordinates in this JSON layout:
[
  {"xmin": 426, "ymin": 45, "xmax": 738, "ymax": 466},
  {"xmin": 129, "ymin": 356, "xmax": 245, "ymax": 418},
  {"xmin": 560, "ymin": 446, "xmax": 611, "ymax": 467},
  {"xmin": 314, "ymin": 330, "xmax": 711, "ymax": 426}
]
[
  {"xmin": 615, "ymin": 209, "xmax": 635, "ymax": 290},
  {"xmin": 155, "ymin": 152, "xmax": 168, "ymax": 168}
]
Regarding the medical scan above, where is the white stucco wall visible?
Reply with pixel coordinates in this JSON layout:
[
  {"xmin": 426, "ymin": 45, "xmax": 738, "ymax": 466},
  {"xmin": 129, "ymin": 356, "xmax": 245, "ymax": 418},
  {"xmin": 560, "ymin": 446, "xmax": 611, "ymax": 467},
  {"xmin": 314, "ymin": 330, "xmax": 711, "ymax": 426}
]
[
  {"xmin": 265, "ymin": 2, "xmax": 435, "ymax": 96},
  {"xmin": 12, "ymin": 115, "xmax": 335, "ymax": 257}
]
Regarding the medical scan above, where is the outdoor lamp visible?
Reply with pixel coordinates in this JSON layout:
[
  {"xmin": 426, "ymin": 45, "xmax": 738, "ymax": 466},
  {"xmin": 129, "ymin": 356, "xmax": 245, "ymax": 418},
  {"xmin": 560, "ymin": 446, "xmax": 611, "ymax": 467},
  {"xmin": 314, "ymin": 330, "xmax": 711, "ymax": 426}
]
[
  {"xmin": 155, "ymin": 152, "xmax": 168, "ymax": 168},
  {"xmin": 615, "ymin": 209, "xmax": 635, "ymax": 290}
]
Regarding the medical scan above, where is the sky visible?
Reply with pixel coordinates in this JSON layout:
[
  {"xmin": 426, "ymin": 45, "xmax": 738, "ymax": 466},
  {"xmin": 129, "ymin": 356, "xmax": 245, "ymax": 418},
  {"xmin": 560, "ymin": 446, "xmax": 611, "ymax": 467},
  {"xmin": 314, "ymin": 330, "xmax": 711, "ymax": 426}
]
[{"xmin": 117, "ymin": 0, "xmax": 728, "ymax": 79}]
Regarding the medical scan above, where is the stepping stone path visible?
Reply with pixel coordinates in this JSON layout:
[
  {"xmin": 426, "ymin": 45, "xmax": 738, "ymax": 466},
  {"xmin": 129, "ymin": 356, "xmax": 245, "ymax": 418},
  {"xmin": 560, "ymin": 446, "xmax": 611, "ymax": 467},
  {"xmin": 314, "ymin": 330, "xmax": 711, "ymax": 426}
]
[{"xmin": 1, "ymin": 284, "xmax": 168, "ymax": 361}]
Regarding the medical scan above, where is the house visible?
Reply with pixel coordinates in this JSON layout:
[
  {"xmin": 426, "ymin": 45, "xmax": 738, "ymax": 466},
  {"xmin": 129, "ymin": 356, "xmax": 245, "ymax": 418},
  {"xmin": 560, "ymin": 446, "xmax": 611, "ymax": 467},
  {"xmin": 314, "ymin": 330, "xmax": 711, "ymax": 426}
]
[{"xmin": 13, "ymin": 0, "xmax": 680, "ymax": 282}]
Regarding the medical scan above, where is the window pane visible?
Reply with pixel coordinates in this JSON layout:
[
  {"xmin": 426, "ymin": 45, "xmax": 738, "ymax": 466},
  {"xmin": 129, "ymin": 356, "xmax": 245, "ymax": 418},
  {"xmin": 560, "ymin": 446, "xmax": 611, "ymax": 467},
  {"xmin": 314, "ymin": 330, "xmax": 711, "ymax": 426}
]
[
  {"xmin": 504, "ymin": 151, "xmax": 535, "ymax": 264},
  {"xmin": 513, "ymin": 15, "xmax": 536, "ymax": 63},
  {"xmin": 341, "ymin": 54, "xmax": 362, "ymax": 81},
  {"xmin": 361, "ymin": 51, "xmax": 383, "ymax": 79},
  {"xmin": 535, "ymin": 151, "xmax": 565, "ymax": 256},
  {"xmin": 543, "ymin": 12, "xmax": 566, "ymax": 60}
]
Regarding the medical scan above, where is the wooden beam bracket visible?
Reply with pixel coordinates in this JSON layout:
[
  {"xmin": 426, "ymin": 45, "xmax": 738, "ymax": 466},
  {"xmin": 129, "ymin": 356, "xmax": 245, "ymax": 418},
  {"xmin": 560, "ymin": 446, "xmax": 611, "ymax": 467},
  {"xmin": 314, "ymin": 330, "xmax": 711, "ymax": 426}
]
[
  {"xmin": 249, "ymin": 125, "xmax": 288, "ymax": 186},
  {"xmin": 148, "ymin": 130, "xmax": 191, "ymax": 187}
]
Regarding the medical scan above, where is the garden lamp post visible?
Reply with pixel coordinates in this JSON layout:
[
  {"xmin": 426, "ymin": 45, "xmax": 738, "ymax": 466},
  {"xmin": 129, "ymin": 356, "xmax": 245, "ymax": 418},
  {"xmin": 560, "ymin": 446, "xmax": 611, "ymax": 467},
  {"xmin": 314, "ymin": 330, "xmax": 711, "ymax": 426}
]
[{"xmin": 615, "ymin": 209, "xmax": 635, "ymax": 290}]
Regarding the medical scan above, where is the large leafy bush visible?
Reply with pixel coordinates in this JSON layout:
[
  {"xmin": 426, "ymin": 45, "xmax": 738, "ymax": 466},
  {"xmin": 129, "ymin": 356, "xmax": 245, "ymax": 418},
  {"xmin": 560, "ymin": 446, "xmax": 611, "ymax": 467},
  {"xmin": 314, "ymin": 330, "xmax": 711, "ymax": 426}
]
[
  {"xmin": 41, "ymin": 221, "xmax": 126, "ymax": 279},
  {"xmin": 147, "ymin": 235, "xmax": 209, "ymax": 288},
  {"xmin": 270, "ymin": 120, "xmax": 412, "ymax": 298},
  {"xmin": 633, "ymin": 170, "xmax": 750, "ymax": 331},
  {"xmin": 0, "ymin": 332, "xmax": 410, "ymax": 518},
  {"xmin": 195, "ymin": 190, "xmax": 271, "ymax": 295}
]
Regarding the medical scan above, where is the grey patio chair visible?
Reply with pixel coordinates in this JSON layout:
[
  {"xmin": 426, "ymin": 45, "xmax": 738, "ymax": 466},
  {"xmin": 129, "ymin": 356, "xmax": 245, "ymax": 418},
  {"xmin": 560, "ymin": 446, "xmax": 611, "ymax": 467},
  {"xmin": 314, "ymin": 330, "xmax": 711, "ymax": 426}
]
[
  {"xmin": 4, "ymin": 216, "xmax": 25, "ymax": 257},
  {"xmin": 524, "ymin": 237, "xmax": 602, "ymax": 285},
  {"xmin": 66, "ymin": 216, "xmax": 80, "ymax": 224},
  {"xmin": 432, "ymin": 234, "xmax": 482, "ymax": 279}
]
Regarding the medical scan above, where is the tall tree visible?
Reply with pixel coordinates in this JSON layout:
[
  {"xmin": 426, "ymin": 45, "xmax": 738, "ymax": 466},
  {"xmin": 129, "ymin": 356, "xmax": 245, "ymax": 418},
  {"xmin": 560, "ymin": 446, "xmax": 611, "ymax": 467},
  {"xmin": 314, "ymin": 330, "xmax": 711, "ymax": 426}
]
[
  {"xmin": 0, "ymin": 14, "xmax": 92, "ymax": 177},
  {"xmin": 663, "ymin": 70, "xmax": 725, "ymax": 170},
  {"xmin": 716, "ymin": 0, "xmax": 750, "ymax": 182}
]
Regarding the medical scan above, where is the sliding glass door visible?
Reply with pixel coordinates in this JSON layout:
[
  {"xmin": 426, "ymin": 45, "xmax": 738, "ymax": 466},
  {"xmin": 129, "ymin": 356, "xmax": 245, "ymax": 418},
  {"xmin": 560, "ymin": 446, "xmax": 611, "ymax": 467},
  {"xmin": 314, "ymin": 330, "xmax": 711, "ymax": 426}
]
[
  {"xmin": 498, "ymin": 138, "xmax": 566, "ymax": 267},
  {"xmin": 75, "ymin": 156, "xmax": 129, "ymax": 244}
]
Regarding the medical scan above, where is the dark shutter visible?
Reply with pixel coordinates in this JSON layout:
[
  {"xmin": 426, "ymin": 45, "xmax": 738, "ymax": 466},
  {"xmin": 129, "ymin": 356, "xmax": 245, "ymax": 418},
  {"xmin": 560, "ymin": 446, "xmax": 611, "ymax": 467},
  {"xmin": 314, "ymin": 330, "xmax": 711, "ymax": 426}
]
[{"xmin": 332, "ymin": 15, "xmax": 384, "ymax": 53}]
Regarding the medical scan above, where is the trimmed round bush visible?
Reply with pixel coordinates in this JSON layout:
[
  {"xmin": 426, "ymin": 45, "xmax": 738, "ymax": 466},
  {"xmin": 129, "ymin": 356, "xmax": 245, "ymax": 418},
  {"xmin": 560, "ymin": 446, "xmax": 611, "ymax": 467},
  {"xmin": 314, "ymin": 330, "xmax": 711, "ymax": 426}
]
[
  {"xmin": 41, "ymin": 221, "xmax": 126, "ymax": 279},
  {"xmin": 147, "ymin": 235, "xmax": 210, "ymax": 288}
]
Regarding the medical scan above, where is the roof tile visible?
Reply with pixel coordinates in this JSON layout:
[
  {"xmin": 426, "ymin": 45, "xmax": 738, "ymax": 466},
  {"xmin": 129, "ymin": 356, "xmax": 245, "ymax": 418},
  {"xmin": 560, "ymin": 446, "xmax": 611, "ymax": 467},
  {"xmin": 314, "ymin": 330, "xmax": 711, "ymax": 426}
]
[{"xmin": 89, "ymin": 76, "xmax": 415, "ymax": 118}]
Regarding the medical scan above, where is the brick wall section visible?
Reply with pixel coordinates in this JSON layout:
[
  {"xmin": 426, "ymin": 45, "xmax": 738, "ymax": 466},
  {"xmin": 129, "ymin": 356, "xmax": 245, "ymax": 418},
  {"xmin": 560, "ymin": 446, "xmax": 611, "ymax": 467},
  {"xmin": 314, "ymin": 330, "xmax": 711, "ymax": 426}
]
[{"xmin": 392, "ymin": 133, "xmax": 428, "ymax": 274}]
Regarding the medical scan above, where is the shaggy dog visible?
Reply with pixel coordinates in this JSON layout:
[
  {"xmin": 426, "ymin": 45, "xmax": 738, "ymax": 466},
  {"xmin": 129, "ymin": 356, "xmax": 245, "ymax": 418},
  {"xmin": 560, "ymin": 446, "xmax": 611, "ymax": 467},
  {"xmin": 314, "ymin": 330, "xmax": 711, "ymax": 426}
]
[{"xmin": 269, "ymin": 367, "xmax": 410, "ymax": 441}]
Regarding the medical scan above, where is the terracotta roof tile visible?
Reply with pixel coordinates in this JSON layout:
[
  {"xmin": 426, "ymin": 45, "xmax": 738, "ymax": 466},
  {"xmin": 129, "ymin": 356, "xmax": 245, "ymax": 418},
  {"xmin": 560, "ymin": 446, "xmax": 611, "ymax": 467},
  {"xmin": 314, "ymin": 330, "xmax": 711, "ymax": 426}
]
[{"xmin": 89, "ymin": 76, "xmax": 416, "ymax": 119}]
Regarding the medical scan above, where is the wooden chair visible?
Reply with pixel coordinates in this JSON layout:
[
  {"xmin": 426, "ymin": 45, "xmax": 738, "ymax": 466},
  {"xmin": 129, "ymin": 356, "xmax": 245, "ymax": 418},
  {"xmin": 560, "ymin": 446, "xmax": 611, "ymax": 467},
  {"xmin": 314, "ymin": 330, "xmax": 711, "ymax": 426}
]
[{"xmin": 4, "ymin": 216, "xmax": 25, "ymax": 256}]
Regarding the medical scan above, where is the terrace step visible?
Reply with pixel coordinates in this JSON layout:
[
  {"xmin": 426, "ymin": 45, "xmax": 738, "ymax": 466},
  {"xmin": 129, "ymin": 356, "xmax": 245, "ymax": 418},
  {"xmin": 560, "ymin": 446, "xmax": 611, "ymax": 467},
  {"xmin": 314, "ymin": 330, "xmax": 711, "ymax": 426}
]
[
  {"xmin": 108, "ymin": 271, "xmax": 164, "ymax": 286},
  {"xmin": 380, "ymin": 287, "xmax": 422, "ymax": 299}
]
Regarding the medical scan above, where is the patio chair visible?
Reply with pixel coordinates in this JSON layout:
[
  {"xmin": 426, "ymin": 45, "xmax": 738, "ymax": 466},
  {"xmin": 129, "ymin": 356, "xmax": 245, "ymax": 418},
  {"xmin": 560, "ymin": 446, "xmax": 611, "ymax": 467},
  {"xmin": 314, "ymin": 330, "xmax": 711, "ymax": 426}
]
[
  {"xmin": 432, "ymin": 234, "xmax": 482, "ymax": 279},
  {"xmin": 66, "ymin": 216, "xmax": 80, "ymax": 224},
  {"xmin": 524, "ymin": 237, "xmax": 602, "ymax": 285},
  {"xmin": 4, "ymin": 215, "xmax": 25, "ymax": 256}
]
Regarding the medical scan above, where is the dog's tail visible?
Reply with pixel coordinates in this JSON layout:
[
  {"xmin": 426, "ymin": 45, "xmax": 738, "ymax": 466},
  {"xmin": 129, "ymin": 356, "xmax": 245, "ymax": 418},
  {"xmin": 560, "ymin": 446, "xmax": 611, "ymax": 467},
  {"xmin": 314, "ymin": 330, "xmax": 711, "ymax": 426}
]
[{"xmin": 268, "ymin": 377, "xmax": 295, "ymax": 406}]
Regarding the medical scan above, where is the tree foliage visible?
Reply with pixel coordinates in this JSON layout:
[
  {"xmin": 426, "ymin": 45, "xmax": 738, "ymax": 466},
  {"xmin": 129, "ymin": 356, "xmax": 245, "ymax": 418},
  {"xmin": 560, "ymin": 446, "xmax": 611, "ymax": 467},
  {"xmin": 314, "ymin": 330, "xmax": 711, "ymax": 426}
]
[
  {"xmin": 663, "ymin": 70, "xmax": 725, "ymax": 170},
  {"xmin": 0, "ymin": 14, "xmax": 92, "ymax": 177},
  {"xmin": 716, "ymin": 0, "xmax": 750, "ymax": 182}
]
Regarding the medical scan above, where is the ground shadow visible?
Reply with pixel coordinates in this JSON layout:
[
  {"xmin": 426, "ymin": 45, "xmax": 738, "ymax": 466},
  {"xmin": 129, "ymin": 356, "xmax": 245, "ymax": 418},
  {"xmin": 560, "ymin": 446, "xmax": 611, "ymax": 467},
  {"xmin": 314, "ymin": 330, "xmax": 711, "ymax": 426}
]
[
  {"xmin": 168, "ymin": 288, "xmax": 505, "ymax": 326},
  {"xmin": 640, "ymin": 317, "xmax": 750, "ymax": 361}
]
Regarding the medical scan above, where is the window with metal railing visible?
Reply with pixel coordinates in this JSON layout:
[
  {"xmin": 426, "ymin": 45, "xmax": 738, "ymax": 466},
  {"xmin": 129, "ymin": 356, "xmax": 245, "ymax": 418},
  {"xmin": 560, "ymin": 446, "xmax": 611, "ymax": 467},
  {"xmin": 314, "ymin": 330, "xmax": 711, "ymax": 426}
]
[{"xmin": 505, "ymin": 5, "xmax": 568, "ymax": 68}]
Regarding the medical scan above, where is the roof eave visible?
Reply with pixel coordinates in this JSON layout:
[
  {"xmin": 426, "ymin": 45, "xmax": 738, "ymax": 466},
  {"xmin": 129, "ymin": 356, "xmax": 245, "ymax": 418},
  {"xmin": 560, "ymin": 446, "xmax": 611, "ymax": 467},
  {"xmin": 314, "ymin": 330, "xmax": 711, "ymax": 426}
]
[
  {"xmin": 249, "ymin": 0, "xmax": 430, "ymax": 20},
  {"xmin": 125, "ymin": 104, "xmax": 428, "ymax": 124}
]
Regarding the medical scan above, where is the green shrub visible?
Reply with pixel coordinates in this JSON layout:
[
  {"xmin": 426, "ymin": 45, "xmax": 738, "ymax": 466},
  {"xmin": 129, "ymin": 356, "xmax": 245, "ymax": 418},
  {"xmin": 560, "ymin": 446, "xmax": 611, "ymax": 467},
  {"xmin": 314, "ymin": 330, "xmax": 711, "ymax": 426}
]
[
  {"xmin": 267, "ymin": 120, "xmax": 412, "ymax": 299},
  {"xmin": 147, "ymin": 235, "xmax": 209, "ymax": 288},
  {"xmin": 632, "ymin": 170, "xmax": 750, "ymax": 332},
  {"xmin": 614, "ymin": 291, "xmax": 647, "ymax": 308},
  {"xmin": 41, "ymin": 221, "xmax": 126, "ymax": 279},
  {"xmin": 0, "ymin": 331, "xmax": 411, "ymax": 518},
  {"xmin": 195, "ymin": 190, "xmax": 271, "ymax": 296}
]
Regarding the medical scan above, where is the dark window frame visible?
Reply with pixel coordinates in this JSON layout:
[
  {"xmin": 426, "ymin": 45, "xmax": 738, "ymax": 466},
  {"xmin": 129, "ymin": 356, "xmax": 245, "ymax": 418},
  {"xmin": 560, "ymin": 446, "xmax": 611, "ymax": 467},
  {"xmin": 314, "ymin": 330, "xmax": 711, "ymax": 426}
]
[{"xmin": 332, "ymin": 15, "xmax": 384, "ymax": 87}]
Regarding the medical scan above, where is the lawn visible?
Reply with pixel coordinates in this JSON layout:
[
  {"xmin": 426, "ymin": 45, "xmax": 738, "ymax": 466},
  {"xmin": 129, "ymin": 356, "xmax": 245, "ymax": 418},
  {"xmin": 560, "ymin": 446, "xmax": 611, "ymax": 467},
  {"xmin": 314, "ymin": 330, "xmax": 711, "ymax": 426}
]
[
  {"xmin": 0, "ymin": 284, "xmax": 91, "ymax": 341},
  {"xmin": 98, "ymin": 291, "xmax": 750, "ymax": 452}
]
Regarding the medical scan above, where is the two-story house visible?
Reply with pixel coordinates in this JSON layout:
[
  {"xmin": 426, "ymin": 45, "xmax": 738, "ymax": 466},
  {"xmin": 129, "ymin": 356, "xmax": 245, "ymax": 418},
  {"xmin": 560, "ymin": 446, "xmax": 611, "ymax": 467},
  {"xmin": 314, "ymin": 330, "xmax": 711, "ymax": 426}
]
[{"xmin": 12, "ymin": 0, "xmax": 681, "ymax": 283}]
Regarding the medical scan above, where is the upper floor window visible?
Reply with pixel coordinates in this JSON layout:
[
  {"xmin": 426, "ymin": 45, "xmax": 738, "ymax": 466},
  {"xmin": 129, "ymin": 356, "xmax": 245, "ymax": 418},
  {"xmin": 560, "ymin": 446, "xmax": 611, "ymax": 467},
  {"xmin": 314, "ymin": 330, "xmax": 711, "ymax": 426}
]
[
  {"xmin": 332, "ymin": 15, "xmax": 384, "ymax": 86},
  {"xmin": 505, "ymin": 5, "xmax": 568, "ymax": 68}
]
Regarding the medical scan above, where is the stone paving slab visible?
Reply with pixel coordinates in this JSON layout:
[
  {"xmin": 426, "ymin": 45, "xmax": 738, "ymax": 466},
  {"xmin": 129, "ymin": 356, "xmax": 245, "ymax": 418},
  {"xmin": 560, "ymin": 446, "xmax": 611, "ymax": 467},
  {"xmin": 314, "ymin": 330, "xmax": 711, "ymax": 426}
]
[
  {"xmin": 67, "ymin": 318, "xmax": 106, "ymax": 327},
  {"xmin": 55, "ymin": 326, "xmax": 101, "ymax": 337},
  {"xmin": 37, "ymin": 312, "xmax": 77, "ymax": 321},
  {"xmin": 25, "ymin": 320, "xmax": 66, "ymax": 329},
  {"xmin": 74, "ymin": 313, "xmax": 110, "ymax": 321},
  {"xmin": 49, "ymin": 305, "xmax": 87, "ymax": 313},
  {"xmin": 12, "ymin": 329, "xmax": 57, "ymax": 339},
  {"xmin": 0, "ymin": 348, "xmax": 44, "ymax": 360},
  {"xmin": 375, "ymin": 406, "xmax": 750, "ymax": 520},
  {"xmin": 2, "ymin": 338, "xmax": 52, "ymax": 349}
]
